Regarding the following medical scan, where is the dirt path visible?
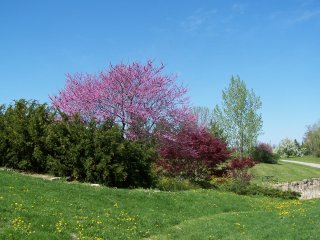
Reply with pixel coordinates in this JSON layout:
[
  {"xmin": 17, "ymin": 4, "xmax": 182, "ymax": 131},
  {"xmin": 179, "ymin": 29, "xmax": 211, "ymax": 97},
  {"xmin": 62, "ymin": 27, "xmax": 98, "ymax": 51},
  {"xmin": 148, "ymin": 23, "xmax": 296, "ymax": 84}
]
[{"xmin": 280, "ymin": 160, "xmax": 320, "ymax": 168}]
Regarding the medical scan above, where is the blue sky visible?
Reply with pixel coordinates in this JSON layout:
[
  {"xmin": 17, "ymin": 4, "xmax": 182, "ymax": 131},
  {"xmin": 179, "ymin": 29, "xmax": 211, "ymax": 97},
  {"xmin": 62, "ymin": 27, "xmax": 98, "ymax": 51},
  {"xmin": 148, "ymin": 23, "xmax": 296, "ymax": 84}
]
[{"xmin": 0, "ymin": 0, "xmax": 319, "ymax": 145}]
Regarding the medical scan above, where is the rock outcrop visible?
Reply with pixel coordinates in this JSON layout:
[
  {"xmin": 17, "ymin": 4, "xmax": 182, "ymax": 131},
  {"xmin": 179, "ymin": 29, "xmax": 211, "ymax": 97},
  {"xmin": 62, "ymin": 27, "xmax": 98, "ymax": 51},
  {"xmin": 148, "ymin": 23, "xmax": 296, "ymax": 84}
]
[{"xmin": 274, "ymin": 178, "xmax": 320, "ymax": 200}]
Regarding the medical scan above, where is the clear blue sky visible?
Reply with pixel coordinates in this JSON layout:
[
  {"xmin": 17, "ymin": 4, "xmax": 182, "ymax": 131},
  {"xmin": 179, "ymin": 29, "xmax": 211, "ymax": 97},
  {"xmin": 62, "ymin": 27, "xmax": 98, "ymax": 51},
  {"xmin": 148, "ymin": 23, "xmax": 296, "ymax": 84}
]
[{"xmin": 1, "ymin": 0, "xmax": 319, "ymax": 145}]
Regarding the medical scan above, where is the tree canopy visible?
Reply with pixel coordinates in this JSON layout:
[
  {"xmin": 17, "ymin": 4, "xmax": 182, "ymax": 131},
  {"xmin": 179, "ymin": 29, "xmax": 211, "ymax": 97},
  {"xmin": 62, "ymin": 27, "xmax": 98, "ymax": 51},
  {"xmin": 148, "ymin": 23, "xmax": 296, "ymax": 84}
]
[
  {"xmin": 51, "ymin": 61, "xmax": 195, "ymax": 140},
  {"xmin": 213, "ymin": 75, "xmax": 263, "ymax": 157}
]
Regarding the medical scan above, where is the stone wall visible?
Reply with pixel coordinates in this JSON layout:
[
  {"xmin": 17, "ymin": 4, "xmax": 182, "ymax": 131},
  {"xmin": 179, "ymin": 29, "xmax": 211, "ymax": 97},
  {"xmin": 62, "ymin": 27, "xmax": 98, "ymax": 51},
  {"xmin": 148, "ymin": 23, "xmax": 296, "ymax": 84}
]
[{"xmin": 274, "ymin": 178, "xmax": 320, "ymax": 200}]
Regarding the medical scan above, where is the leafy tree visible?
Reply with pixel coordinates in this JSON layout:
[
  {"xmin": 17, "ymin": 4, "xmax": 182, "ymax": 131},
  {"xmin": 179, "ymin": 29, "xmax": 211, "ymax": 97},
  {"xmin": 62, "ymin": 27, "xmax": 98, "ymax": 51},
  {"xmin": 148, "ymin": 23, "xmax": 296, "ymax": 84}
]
[
  {"xmin": 209, "ymin": 120, "xmax": 227, "ymax": 142},
  {"xmin": 157, "ymin": 125, "xmax": 230, "ymax": 182},
  {"xmin": 50, "ymin": 60, "xmax": 195, "ymax": 140},
  {"xmin": 274, "ymin": 138, "xmax": 303, "ymax": 158},
  {"xmin": 213, "ymin": 75, "xmax": 263, "ymax": 158},
  {"xmin": 192, "ymin": 106, "xmax": 212, "ymax": 128},
  {"xmin": 303, "ymin": 121, "xmax": 320, "ymax": 157}
]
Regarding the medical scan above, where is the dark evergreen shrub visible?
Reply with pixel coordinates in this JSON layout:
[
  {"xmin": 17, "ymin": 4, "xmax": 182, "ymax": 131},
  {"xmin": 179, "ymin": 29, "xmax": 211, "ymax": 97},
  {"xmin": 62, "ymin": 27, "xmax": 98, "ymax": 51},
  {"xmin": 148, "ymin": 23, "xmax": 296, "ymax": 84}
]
[
  {"xmin": 1, "ymin": 99, "xmax": 52, "ymax": 172},
  {"xmin": 0, "ymin": 99, "xmax": 157, "ymax": 188},
  {"xmin": 46, "ymin": 113, "xmax": 88, "ymax": 180}
]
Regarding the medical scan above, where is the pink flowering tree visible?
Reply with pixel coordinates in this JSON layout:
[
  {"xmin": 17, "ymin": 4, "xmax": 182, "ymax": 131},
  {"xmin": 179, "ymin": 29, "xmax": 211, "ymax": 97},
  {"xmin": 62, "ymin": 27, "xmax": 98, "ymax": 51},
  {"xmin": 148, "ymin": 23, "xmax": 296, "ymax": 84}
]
[{"xmin": 50, "ymin": 60, "xmax": 195, "ymax": 140}]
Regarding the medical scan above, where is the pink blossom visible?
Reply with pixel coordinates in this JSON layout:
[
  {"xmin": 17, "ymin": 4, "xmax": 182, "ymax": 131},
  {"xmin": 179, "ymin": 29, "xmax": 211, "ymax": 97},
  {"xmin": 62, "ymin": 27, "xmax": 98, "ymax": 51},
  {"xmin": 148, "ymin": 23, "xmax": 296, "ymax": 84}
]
[{"xmin": 50, "ymin": 60, "xmax": 195, "ymax": 139}]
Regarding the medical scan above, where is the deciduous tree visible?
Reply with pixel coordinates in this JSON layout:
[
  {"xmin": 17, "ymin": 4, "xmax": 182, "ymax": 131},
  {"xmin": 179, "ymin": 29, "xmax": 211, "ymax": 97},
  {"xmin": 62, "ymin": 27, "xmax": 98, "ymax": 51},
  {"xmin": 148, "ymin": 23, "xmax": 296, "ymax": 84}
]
[
  {"xmin": 157, "ymin": 124, "xmax": 230, "ymax": 182},
  {"xmin": 213, "ymin": 76, "xmax": 262, "ymax": 157},
  {"xmin": 51, "ymin": 61, "xmax": 194, "ymax": 140},
  {"xmin": 303, "ymin": 121, "xmax": 320, "ymax": 157}
]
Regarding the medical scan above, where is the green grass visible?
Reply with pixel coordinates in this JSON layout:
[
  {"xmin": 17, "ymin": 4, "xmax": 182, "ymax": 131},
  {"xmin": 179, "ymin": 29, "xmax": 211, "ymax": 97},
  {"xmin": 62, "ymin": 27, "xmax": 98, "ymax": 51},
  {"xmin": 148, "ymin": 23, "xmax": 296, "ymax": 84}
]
[
  {"xmin": 283, "ymin": 155, "xmax": 320, "ymax": 164},
  {"xmin": 1, "ymin": 170, "xmax": 320, "ymax": 239},
  {"xmin": 250, "ymin": 162, "xmax": 320, "ymax": 185}
]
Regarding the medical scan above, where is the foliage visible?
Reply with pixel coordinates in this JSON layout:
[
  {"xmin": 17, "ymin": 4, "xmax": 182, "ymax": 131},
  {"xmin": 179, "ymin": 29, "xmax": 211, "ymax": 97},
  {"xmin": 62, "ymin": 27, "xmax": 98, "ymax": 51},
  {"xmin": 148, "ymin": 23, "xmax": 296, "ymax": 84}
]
[
  {"xmin": 222, "ymin": 180, "xmax": 300, "ymax": 199},
  {"xmin": 192, "ymin": 106, "xmax": 212, "ymax": 128},
  {"xmin": 46, "ymin": 115, "xmax": 156, "ymax": 188},
  {"xmin": 156, "ymin": 177, "xmax": 199, "ymax": 191},
  {"xmin": 274, "ymin": 138, "xmax": 304, "ymax": 158},
  {"xmin": 0, "ymin": 99, "xmax": 157, "ymax": 188},
  {"xmin": 214, "ymin": 159, "xmax": 300, "ymax": 199},
  {"xmin": 228, "ymin": 157, "xmax": 256, "ymax": 171},
  {"xmin": 209, "ymin": 119, "xmax": 227, "ymax": 142},
  {"xmin": 212, "ymin": 157, "xmax": 297, "ymax": 199},
  {"xmin": 46, "ymin": 113, "xmax": 89, "ymax": 180},
  {"xmin": 252, "ymin": 143, "xmax": 279, "ymax": 163},
  {"xmin": 213, "ymin": 75, "xmax": 263, "ymax": 158},
  {"xmin": 0, "ymin": 99, "xmax": 52, "ymax": 172},
  {"xmin": 304, "ymin": 120, "xmax": 320, "ymax": 157},
  {"xmin": 50, "ymin": 60, "xmax": 195, "ymax": 140},
  {"xmin": 157, "ymin": 125, "xmax": 230, "ymax": 182},
  {"xmin": 223, "ymin": 157, "xmax": 255, "ymax": 193}
]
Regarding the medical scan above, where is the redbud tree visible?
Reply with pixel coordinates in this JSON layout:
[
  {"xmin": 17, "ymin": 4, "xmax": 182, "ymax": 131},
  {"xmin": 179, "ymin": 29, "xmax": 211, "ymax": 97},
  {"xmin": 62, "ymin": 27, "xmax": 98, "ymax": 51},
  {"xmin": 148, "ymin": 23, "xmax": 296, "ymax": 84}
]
[{"xmin": 50, "ymin": 61, "xmax": 194, "ymax": 140}]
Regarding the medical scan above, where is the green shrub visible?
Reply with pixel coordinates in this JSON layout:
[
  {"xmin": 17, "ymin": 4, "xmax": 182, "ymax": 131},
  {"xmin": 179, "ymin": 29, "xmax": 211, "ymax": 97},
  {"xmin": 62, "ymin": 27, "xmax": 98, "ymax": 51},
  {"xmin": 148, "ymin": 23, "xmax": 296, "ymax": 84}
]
[
  {"xmin": 156, "ymin": 177, "xmax": 199, "ymax": 191},
  {"xmin": 0, "ymin": 99, "xmax": 52, "ymax": 172},
  {"xmin": 0, "ymin": 99, "xmax": 157, "ymax": 188},
  {"xmin": 46, "ymin": 116, "xmax": 157, "ymax": 188},
  {"xmin": 84, "ymin": 121, "xmax": 126, "ymax": 186},
  {"xmin": 118, "ymin": 140, "xmax": 157, "ymax": 188},
  {"xmin": 252, "ymin": 143, "xmax": 278, "ymax": 163},
  {"xmin": 85, "ymin": 121, "xmax": 156, "ymax": 188},
  {"xmin": 219, "ymin": 178, "xmax": 300, "ymax": 199},
  {"xmin": 46, "ymin": 113, "xmax": 88, "ymax": 179}
]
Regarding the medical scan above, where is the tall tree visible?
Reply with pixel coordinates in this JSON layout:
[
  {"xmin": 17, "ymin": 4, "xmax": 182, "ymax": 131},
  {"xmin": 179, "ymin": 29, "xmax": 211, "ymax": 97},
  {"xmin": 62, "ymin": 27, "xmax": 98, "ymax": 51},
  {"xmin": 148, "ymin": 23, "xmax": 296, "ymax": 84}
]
[
  {"xmin": 213, "ymin": 75, "xmax": 262, "ymax": 157},
  {"xmin": 51, "ymin": 61, "xmax": 195, "ymax": 140},
  {"xmin": 304, "ymin": 121, "xmax": 320, "ymax": 157},
  {"xmin": 192, "ymin": 106, "xmax": 212, "ymax": 128}
]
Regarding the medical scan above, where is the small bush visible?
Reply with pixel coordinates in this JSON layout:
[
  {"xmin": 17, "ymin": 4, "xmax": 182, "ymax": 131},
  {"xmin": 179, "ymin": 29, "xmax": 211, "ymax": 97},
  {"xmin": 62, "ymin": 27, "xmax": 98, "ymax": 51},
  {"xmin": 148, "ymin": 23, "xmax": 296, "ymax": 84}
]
[
  {"xmin": 252, "ymin": 143, "xmax": 278, "ymax": 163},
  {"xmin": 219, "ymin": 179, "xmax": 300, "ymax": 199},
  {"xmin": 157, "ymin": 126, "xmax": 230, "ymax": 182},
  {"xmin": 212, "ymin": 156, "xmax": 299, "ymax": 199},
  {"xmin": 240, "ymin": 184, "xmax": 300, "ymax": 199},
  {"xmin": 228, "ymin": 157, "xmax": 256, "ymax": 170},
  {"xmin": 227, "ymin": 157, "xmax": 256, "ymax": 182},
  {"xmin": 156, "ymin": 177, "xmax": 199, "ymax": 191}
]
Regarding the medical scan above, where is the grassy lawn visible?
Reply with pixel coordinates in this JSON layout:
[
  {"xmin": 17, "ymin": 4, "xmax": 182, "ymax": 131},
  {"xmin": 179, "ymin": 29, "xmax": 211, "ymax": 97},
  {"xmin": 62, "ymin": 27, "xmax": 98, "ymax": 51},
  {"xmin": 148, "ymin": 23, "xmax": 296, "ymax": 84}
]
[
  {"xmin": 250, "ymin": 161, "xmax": 320, "ymax": 185},
  {"xmin": 283, "ymin": 155, "xmax": 320, "ymax": 164},
  {"xmin": 1, "ymin": 170, "xmax": 320, "ymax": 239}
]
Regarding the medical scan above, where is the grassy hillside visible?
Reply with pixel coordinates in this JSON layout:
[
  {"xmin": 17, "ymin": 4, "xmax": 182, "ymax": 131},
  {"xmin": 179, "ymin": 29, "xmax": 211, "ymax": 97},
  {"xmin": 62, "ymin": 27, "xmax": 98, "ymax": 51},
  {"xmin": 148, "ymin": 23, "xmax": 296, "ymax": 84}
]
[
  {"xmin": 1, "ymin": 170, "xmax": 320, "ymax": 239},
  {"xmin": 250, "ymin": 161, "xmax": 320, "ymax": 185}
]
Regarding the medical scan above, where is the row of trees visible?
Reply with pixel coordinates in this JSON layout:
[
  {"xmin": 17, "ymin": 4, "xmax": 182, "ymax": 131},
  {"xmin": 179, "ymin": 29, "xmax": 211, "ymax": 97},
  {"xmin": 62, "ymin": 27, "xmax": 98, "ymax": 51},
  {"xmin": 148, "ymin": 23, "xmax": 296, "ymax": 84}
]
[
  {"xmin": 0, "ymin": 99, "xmax": 156, "ymax": 187},
  {"xmin": 1, "ymin": 61, "xmax": 274, "ymax": 188},
  {"xmin": 275, "ymin": 122, "xmax": 320, "ymax": 158}
]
